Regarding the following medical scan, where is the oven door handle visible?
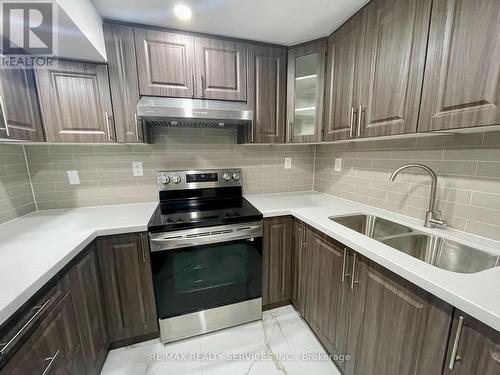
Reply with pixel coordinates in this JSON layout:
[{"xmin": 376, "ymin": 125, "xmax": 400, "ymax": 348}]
[{"xmin": 149, "ymin": 222, "xmax": 263, "ymax": 252}]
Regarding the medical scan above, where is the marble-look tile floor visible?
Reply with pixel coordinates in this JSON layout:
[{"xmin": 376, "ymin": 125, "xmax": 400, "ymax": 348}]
[{"xmin": 101, "ymin": 305, "xmax": 342, "ymax": 375}]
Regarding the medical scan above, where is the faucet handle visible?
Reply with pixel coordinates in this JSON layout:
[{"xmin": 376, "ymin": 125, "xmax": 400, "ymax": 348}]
[{"xmin": 429, "ymin": 211, "xmax": 448, "ymax": 229}]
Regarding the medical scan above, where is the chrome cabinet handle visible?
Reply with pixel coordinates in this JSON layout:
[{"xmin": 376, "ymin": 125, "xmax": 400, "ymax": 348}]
[
  {"xmin": 201, "ymin": 75, "xmax": 205, "ymax": 98},
  {"xmin": 0, "ymin": 95, "xmax": 10, "ymax": 137},
  {"xmin": 0, "ymin": 296, "xmax": 53, "ymax": 357},
  {"xmin": 104, "ymin": 112, "xmax": 113, "ymax": 141},
  {"xmin": 134, "ymin": 113, "xmax": 140, "ymax": 142},
  {"xmin": 349, "ymin": 106, "xmax": 355, "ymax": 138},
  {"xmin": 192, "ymin": 74, "xmax": 195, "ymax": 98},
  {"xmin": 287, "ymin": 120, "xmax": 292, "ymax": 143},
  {"xmin": 41, "ymin": 349, "xmax": 60, "ymax": 375},
  {"xmin": 357, "ymin": 105, "xmax": 363, "ymax": 138},
  {"xmin": 341, "ymin": 248, "xmax": 349, "ymax": 283},
  {"xmin": 350, "ymin": 253, "xmax": 358, "ymax": 290},
  {"xmin": 449, "ymin": 316, "xmax": 464, "ymax": 370}
]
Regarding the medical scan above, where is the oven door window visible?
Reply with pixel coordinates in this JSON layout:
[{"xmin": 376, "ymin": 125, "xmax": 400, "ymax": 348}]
[{"xmin": 151, "ymin": 237, "xmax": 262, "ymax": 319}]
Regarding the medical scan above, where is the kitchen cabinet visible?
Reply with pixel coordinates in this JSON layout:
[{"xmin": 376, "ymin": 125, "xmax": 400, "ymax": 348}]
[
  {"xmin": 345, "ymin": 254, "xmax": 453, "ymax": 375},
  {"xmin": 134, "ymin": 28, "xmax": 196, "ymax": 98},
  {"xmin": 323, "ymin": 12, "xmax": 364, "ymax": 142},
  {"xmin": 69, "ymin": 244, "xmax": 109, "ymax": 375},
  {"xmin": 35, "ymin": 61, "xmax": 116, "ymax": 143},
  {"xmin": 357, "ymin": 0, "xmax": 431, "ymax": 138},
  {"xmin": 194, "ymin": 37, "xmax": 247, "ymax": 101},
  {"xmin": 262, "ymin": 217, "xmax": 292, "ymax": 307},
  {"xmin": 287, "ymin": 40, "xmax": 326, "ymax": 143},
  {"xmin": 246, "ymin": 44, "xmax": 287, "ymax": 143},
  {"xmin": 0, "ymin": 66, "xmax": 44, "ymax": 141},
  {"xmin": 291, "ymin": 218, "xmax": 307, "ymax": 316},
  {"xmin": 444, "ymin": 310, "xmax": 500, "ymax": 375},
  {"xmin": 419, "ymin": 0, "xmax": 500, "ymax": 132},
  {"xmin": 304, "ymin": 226, "xmax": 351, "ymax": 370},
  {"xmin": 104, "ymin": 24, "xmax": 148, "ymax": 143},
  {"xmin": 97, "ymin": 233, "xmax": 158, "ymax": 343}
]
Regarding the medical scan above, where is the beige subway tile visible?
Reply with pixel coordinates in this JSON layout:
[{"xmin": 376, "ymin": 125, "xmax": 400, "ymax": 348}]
[
  {"xmin": 477, "ymin": 162, "xmax": 500, "ymax": 178},
  {"xmin": 416, "ymin": 133, "xmax": 483, "ymax": 148},
  {"xmin": 391, "ymin": 149, "xmax": 443, "ymax": 161},
  {"xmin": 465, "ymin": 220, "xmax": 500, "ymax": 241},
  {"xmin": 355, "ymin": 186, "xmax": 387, "ymax": 200},
  {"xmin": 471, "ymin": 192, "xmax": 500, "ymax": 210},
  {"xmin": 443, "ymin": 149, "xmax": 500, "ymax": 161},
  {"xmin": 483, "ymin": 131, "xmax": 500, "ymax": 146}
]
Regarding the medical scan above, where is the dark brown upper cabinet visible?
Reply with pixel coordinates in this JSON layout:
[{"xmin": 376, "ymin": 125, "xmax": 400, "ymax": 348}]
[
  {"xmin": 287, "ymin": 40, "xmax": 326, "ymax": 143},
  {"xmin": 262, "ymin": 217, "xmax": 292, "ymax": 306},
  {"xmin": 35, "ymin": 61, "xmax": 116, "ymax": 143},
  {"xmin": 194, "ymin": 37, "xmax": 247, "ymax": 101},
  {"xmin": 97, "ymin": 233, "xmax": 158, "ymax": 343},
  {"xmin": 104, "ymin": 24, "xmax": 147, "ymax": 143},
  {"xmin": 345, "ymin": 254, "xmax": 453, "ymax": 375},
  {"xmin": 134, "ymin": 28, "xmax": 196, "ymax": 98},
  {"xmin": 246, "ymin": 44, "xmax": 287, "ymax": 143},
  {"xmin": 0, "ymin": 66, "xmax": 44, "ymax": 141},
  {"xmin": 419, "ymin": 0, "xmax": 500, "ymax": 132},
  {"xmin": 444, "ymin": 310, "xmax": 500, "ymax": 375},
  {"xmin": 357, "ymin": 0, "xmax": 432, "ymax": 138},
  {"xmin": 323, "ymin": 12, "xmax": 365, "ymax": 142}
]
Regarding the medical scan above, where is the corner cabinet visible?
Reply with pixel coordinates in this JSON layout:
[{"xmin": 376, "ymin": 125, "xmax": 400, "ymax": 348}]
[
  {"xmin": 291, "ymin": 218, "xmax": 307, "ymax": 316},
  {"xmin": 0, "ymin": 66, "xmax": 44, "ymax": 141},
  {"xmin": 246, "ymin": 44, "xmax": 287, "ymax": 143},
  {"xmin": 287, "ymin": 40, "xmax": 326, "ymax": 143},
  {"xmin": 418, "ymin": 0, "xmax": 500, "ymax": 132},
  {"xmin": 35, "ymin": 61, "xmax": 116, "ymax": 143},
  {"xmin": 97, "ymin": 233, "xmax": 158, "ymax": 344}
]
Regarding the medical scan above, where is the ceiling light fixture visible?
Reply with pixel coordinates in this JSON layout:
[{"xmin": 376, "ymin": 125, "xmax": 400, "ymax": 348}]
[{"xmin": 174, "ymin": 4, "xmax": 192, "ymax": 21}]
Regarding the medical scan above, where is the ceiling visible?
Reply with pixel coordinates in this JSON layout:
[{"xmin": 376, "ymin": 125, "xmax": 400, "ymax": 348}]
[{"xmin": 91, "ymin": 0, "xmax": 368, "ymax": 46}]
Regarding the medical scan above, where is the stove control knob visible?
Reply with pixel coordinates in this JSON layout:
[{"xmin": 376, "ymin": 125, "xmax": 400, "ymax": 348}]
[
  {"xmin": 232, "ymin": 173, "xmax": 240, "ymax": 181},
  {"xmin": 222, "ymin": 173, "xmax": 231, "ymax": 181},
  {"xmin": 171, "ymin": 175, "xmax": 181, "ymax": 184},
  {"xmin": 160, "ymin": 175, "xmax": 170, "ymax": 184}
]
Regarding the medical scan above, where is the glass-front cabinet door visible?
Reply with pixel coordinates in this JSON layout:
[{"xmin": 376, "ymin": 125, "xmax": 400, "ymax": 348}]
[{"xmin": 287, "ymin": 41, "xmax": 326, "ymax": 143}]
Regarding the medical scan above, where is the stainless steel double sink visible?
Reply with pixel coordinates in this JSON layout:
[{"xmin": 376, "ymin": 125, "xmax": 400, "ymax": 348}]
[{"xmin": 330, "ymin": 214, "xmax": 500, "ymax": 274}]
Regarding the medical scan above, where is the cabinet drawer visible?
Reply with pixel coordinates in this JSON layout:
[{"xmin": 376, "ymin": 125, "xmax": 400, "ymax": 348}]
[{"xmin": 0, "ymin": 289, "xmax": 81, "ymax": 375}]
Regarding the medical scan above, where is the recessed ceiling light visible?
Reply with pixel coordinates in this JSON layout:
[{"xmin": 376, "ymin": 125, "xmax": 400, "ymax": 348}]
[{"xmin": 174, "ymin": 4, "xmax": 192, "ymax": 21}]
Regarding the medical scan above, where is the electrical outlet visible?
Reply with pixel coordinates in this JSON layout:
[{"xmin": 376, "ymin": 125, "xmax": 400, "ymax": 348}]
[
  {"xmin": 67, "ymin": 170, "xmax": 80, "ymax": 185},
  {"xmin": 285, "ymin": 157, "xmax": 292, "ymax": 169},
  {"xmin": 133, "ymin": 162, "xmax": 144, "ymax": 177},
  {"xmin": 334, "ymin": 158, "xmax": 343, "ymax": 172}
]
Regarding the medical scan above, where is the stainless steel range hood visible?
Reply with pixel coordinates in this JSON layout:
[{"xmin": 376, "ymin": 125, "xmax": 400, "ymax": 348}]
[{"xmin": 137, "ymin": 97, "xmax": 253, "ymax": 129}]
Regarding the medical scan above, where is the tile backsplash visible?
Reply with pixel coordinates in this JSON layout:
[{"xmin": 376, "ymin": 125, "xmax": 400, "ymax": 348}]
[
  {"xmin": 314, "ymin": 132, "xmax": 500, "ymax": 241},
  {"xmin": 0, "ymin": 144, "xmax": 36, "ymax": 224},
  {"xmin": 24, "ymin": 128, "xmax": 315, "ymax": 210}
]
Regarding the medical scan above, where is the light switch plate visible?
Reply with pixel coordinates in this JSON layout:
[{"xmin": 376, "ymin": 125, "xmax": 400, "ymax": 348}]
[
  {"xmin": 334, "ymin": 158, "xmax": 343, "ymax": 172},
  {"xmin": 67, "ymin": 170, "xmax": 80, "ymax": 185},
  {"xmin": 133, "ymin": 162, "xmax": 144, "ymax": 177},
  {"xmin": 285, "ymin": 157, "xmax": 292, "ymax": 169}
]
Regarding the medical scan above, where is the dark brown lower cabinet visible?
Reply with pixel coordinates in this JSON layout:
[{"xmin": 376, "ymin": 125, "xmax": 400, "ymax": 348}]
[
  {"xmin": 444, "ymin": 311, "xmax": 500, "ymax": 375},
  {"xmin": 291, "ymin": 218, "xmax": 307, "ymax": 316},
  {"xmin": 345, "ymin": 255, "xmax": 453, "ymax": 375},
  {"xmin": 97, "ymin": 233, "xmax": 158, "ymax": 343},
  {"xmin": 69, "ymin": 244, "xmax": 109, "ymax": 375},
  {"xmin": 262, "ymin": 217, "xmax": 292, "ymax": 307}
]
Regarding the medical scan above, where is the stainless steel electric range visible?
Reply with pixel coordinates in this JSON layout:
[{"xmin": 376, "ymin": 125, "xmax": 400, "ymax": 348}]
[{"xmin": 148, "ymin": 169, "xmax": 263, "ymax": 344}]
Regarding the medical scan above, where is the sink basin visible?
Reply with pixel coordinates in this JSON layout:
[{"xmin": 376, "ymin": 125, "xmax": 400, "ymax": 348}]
[{"xmin": 330, "ymin": 214, "xmax": 500, "ymax": 274}]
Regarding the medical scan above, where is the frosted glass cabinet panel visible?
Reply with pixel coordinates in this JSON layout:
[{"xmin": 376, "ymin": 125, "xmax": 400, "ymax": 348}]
[{"xmin": 287, "ymin": 41, "xmax": 326, "ymax": 143}]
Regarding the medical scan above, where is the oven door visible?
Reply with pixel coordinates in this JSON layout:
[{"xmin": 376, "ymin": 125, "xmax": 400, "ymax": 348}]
[{"xmin": 149, "ymin": 222, "xmax": 262, "ymax": 321}]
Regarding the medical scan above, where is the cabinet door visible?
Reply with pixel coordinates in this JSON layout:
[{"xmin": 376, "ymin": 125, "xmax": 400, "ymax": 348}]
[
  {"xmin": 69, "ymin": 244, "xmax": 109, "ymax": 375},
  {"xmin": 194, "ymin": 37, "xmax": 247, "ymax": 101},
  {"xmin": 262, "ymin": 217, "xmax": 292, "ymax": 306},
  {"xmin": 304, "ymin": 226, "xmax": 351, "ymax": 368},
  {"xmin": 35, "ymin": 61, "xmax": 115, "ymax": 143},
  {"xmin": 358, "ymin": 0, "xmax": 431, "ymax": 138},
  {"xmin": 104, "ymin": 24, "xmax": 146, "ymax": 143},
  {"xmin": 287, "ymin": 41, "xmax": 326, "ymax": 143},
  {"xmin": 0, "ymin": 67, "xmax": 44, "ymax": 141},
  {"xmin": 419, "ymin": 0, "xmax": 500, "ymax": 131},
  {"xmin": 134, "ymin": 28, "xmax": 196, "ymax": 98},
  {"xmin": 291, "ymin": 219, "xmax": 307, "ymax": 316},
  {"xmin": 444, "ymin": 311, "xmax": 500, "ymax": 375},
  {"xmin": 345, "ymin": 255, "xmax": 453, "ymax": 375},
  {"xmin": 97, "ymin": 233, "xmax": 158, "ymax": 343},
  {"xmin": 323, "ymin": 12, "xmax": 364, "ymax": 142},
  {"xmin": 247, "ymin": 45, "xmax": 287, "ymax": 143}
]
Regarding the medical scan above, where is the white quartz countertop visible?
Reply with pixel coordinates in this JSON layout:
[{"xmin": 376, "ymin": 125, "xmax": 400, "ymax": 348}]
[
  {"xmin": 0, "ymin": 202, "xmax": 158, "ymax": 326},
  {"xmin": 246, "ymin": 192, "xmax": 500, "ymax": 332},
  {"xmin": 1, "ymin": 192, "xmax": 500, "ymax": 333}
]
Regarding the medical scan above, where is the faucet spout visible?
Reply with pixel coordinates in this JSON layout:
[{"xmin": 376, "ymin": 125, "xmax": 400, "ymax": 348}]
[{"xmin": 388, "ymin": 164, "xmax": 446, "ymax": 229}]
